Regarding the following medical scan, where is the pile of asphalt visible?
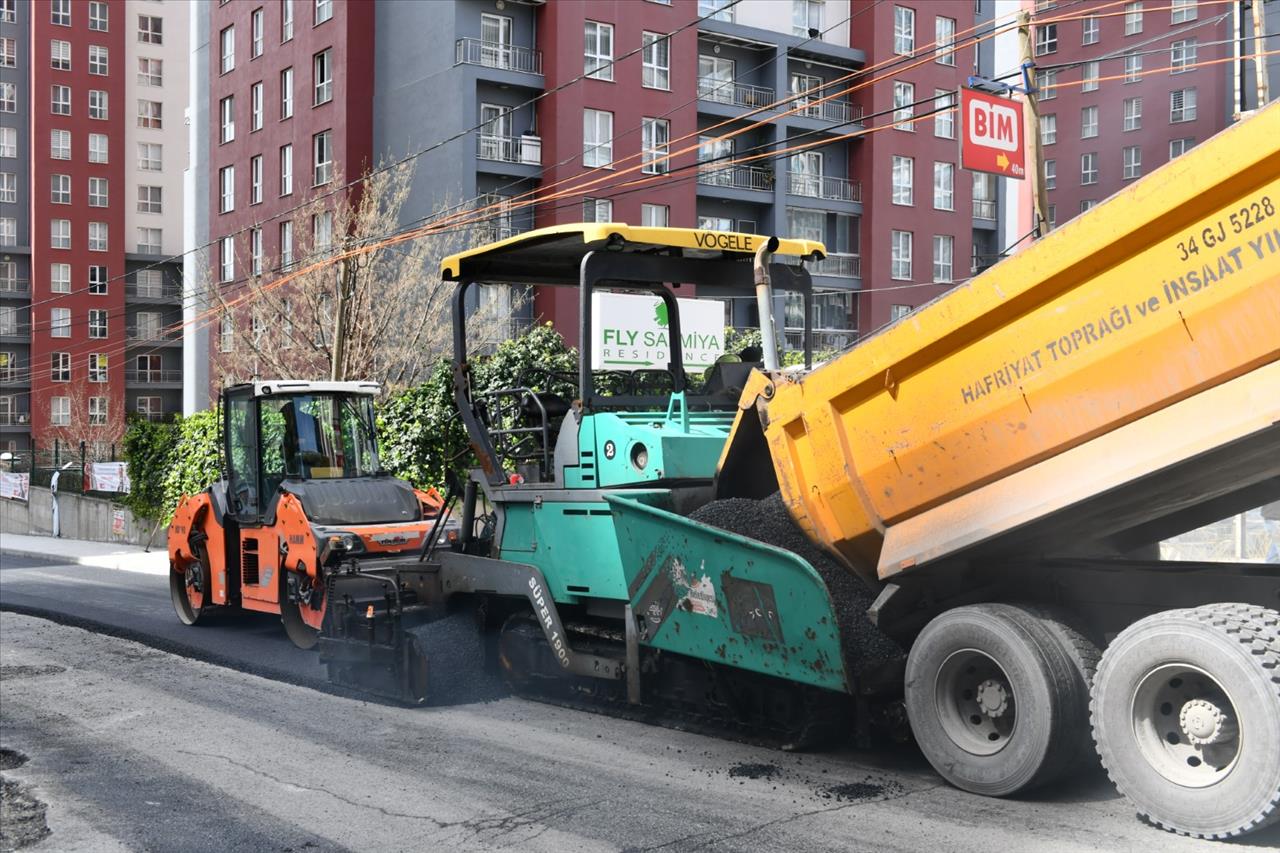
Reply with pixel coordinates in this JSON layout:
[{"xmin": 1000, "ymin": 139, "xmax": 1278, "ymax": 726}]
[
  {"xmin": 408, "ymin": 610, "xmax": 509, "ymax": 706},
  {"xmin": 0, "ymin": 749, "xmax": 49, "ymax": 852},
  {"xmin": 727, "ymin": 762, "xmax": 781, "ymax": 780},
  {"xmin": 688, "ymin": 494, "xmax": 903, "ymax": 677}
]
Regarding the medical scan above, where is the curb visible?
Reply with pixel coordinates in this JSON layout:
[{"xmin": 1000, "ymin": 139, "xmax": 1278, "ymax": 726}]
[{"xmin": 0, "ymin": 546, "xmax": 170, "ymax": 576}]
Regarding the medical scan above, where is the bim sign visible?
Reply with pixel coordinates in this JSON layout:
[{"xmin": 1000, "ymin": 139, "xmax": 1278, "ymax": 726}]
[{"xmin": 959, "ymin": 87, "xmax": 1026, "ymax": 179}]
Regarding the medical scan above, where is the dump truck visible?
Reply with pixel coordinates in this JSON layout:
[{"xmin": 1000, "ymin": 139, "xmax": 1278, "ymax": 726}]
[
  {"xmin": 168, "ymin": 381, "xmax": 445, "ymax": 648},
  {"xmin": 315, "ymin": 102, "xmax": 1280, "ymax": 839}
]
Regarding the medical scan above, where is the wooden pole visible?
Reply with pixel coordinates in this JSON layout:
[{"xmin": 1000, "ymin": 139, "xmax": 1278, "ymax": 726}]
[{"xmin": 1018, "ymin": 11, "xmax": 1050, "ymax": 237}]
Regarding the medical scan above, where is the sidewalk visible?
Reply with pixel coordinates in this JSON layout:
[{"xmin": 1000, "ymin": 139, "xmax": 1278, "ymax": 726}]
[{"xmin": 0, "ymin": 532, "xmax": 169, "ymax": 575}]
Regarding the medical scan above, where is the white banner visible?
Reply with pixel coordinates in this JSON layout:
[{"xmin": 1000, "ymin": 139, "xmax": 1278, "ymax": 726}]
[
  {"xmin": 591, "ymin": 292, "xmax": 724, "ymax": 372},
  {"xmin": 0, "ymin": 471, "xmax": 29, "ymax": 501},
  {"xmin": 89, "ymin": 462, "xmax": 131, "ymax": 494}
]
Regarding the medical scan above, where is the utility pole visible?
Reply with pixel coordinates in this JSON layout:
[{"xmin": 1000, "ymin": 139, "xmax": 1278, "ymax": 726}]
[
  {"xmin": 1253, "ymin": 0, "xmax": 1270, "ymax": 108},
  {"xmin": 1018, "ymin": 10, "xmax": 1050, "ymax": 238},
  {"xmin": 330, "ymin": 256, "xmax": 352, "ymax": 381}
]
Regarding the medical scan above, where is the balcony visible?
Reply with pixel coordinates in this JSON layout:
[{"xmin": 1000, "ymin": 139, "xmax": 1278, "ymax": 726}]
[
  {"xmin": 125, "ymin": 281, "xmax": 182, "ymax": 300},
  {"xmin": 696, "ymin": 163, "xmax": 773, "ymax": 192},
  {"xmin": 126, "ymin": 326, "xmax": 181, "ymax": 344},
  {"xmin": 788, "ymin": 173, "xmax": 860, "ymax": 203},
  {"xmin": 0, "ymin": 366, "xmax": 27, "ymax": 384},
  {"xmin": 455, "ymin": 38, "xmax": 542, "ymax": 75},
  {"xmin": 810, "ymin": 253, "xmax": 860, "ymax": 278},
  {"xmin": 783, "ymin": 328, "xmax": 858, "ymax": 352},
  {"xmin": 0, "ymin": 411, "xmax": 31, "ymax": 427},
  {"xmin": 477, "ymin": 134, "xmax": 542, "ymax": 166},
  {"xmin": 697, "ymin": 77, "xmax": 775, "ymax": 110},
  {"xmin": 125, "ymin": 368, "xmax": 182, "ymax": 384},
  {"xmin": 0, "ymin": 323, "xmax": 30, "ymax": 340},
  {"xmin": 791, "ymin": 96, "xmax": 862, "ymax": 124},
  {"xmin": 0, "ymin": 279, "xmax": 30, "ymax": 297},
  {"xmin": 974, "ymin": 200, "xmax": 997, "ymax": 220}
]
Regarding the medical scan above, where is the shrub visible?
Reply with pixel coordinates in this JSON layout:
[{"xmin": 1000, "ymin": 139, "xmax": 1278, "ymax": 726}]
[{"xmin": 161, "ymin": 407, "xmax": 223, "ymax": 524}]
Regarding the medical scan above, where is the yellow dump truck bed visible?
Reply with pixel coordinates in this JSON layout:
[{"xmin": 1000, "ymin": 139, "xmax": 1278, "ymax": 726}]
[{"xmin": 738, "ymin": 101, "xmax": 1280, "ymax": 585}]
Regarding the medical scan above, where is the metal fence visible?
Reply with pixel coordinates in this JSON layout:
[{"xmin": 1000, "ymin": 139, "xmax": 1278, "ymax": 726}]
[{"xmin": 0, "ymin": 440, "xmax": 126, "ymax": 496}]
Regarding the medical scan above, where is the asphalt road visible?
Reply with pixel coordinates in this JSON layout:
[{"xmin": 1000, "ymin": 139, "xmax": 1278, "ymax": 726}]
[{"xmin": 3, "ymin": 555, "xmax": 1279, "ymax": 852}]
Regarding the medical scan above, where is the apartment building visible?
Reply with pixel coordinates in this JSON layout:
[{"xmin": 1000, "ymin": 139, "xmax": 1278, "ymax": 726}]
[{"xmin": 0, "ymin": 0, "xmax": 188, "ymax": 455}]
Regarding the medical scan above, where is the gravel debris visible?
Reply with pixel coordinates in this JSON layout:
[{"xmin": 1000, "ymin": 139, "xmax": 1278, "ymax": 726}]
[
  {"xmin": 821, "ymin": 776, "xmax": 906, "ymax": 802},
  {"xmin": 407, "ymin": 610, "xmax": 509, "ymax": 706},
  {"xmin": 688, "ymin": 494, "xmax": 904, "ymax": 677},
  {"xmin": 0, "ymin": 750, "xmax": 25, "ymax": 772},
  {"xmin": 0, "ymin": 777, "xmax": 49, "ymax": 852},
  {"xmin": 727, "ymin": 762, "xmax": 781, "ymax": 780},
  {"xmin": 0, "ymin": 665, "xmax": 65, "ymax": 681}
]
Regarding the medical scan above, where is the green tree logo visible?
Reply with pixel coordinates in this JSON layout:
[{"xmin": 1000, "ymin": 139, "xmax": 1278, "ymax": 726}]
[{"xmin": 653, "ymin": 300, "xmax": 669, "ymax": 328}]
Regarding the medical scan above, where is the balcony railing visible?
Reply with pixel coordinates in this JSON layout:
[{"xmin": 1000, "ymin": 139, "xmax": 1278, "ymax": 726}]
[
  {"xmin": 696, "ymin": 163, "xmax": 773, "ymax": 191},
  {"xmin": 477, "ymin": 134, "xmax": 542, "ymax": 165},
  {"xmin": 455, "ymin": 38, "xmax": 542, "ymax": 75},
  {"xmin": 0, "ymin": 323, "xmax": 30, "ymax": 337},
  {"xmin": 784, "ymin": 328, "xmax": 858, "ymax": 352},
  {"xmin": 973, "ymin": 199, "xmax": 997, "ymax": 219},
  {"xmin": 810, "ymin": 253, "xmax": 860, "ymax": 278},
  {"xmin": 125, "ymin": 281, "xmax": 181, "ymax": 300},
  {"xmin": 125, "ymin": 368, "xmax": 182, "ymax": 383},
  {"xmin": 136, "ymin": 411, "xmax": 175, "ymax": 422},
  {"xmin": 0, "ymin": 412, "xmax": 31, "ymax": 426},
  {"xmin": 791, "ymin": 96, "xmax": 862, "ymax": 124},
  {"xmin": 0, "ymin": 279, "xmax": 30, "ymax": 294},
  {"xmin": 697, "ymin": 77, "xmax": 775, "ymax": 109},
  {"xmin": 788, "ymin": 173, "xmax": 861, "ymax": 202},
  {"xmin": 126, "ymin": 326, "xmax": 180, "ymax": 342},
  {"xmin": 0, "ymin": 366, "xmax": 25, "ymax": 381}
]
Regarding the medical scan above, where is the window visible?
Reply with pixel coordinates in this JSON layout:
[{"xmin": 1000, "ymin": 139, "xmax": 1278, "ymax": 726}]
[
  {"xmin": 1040, "ymin": 113, "xmax": 1057, "ymax": 145},
  {"xmin": 641, "ymin": 203, "xmax": 669, "ymax": 227},
  {"xmin": 641, "ymin": 118, "xmax": 669, "ymax": 174},
  {"xmin": 280, "ymin": 144, "xmax": 293, "ymax": 195},
  {"xmin": 936, "ymin": 17, "xmax": 956, "ymax": 65},
  {"xmin": 89, "ymin": 133, "xmax": 108, "ymax": 163},
  {"xmin": 281, "ymin": 67, "xmax": 294, "ymax": 118},
  {"xmin": 313, "ymin": 130, "xmax": 332, "ymax": 185},
  {"xmin": 220, "ymin": 26, "xmax": 235, "ymax": 74},
  {"xmin": 137, "ymin": 185, "xmax": 162, "ymax": 214},
  {"xmin": 138, "ymin": 142, "xmax": 162, "ymax": 171},
  {"xmin": 1122, "ymin": 97, "xmax": 1142, "ymax": 131},
  {"xmin": 1037, "ymin": 69, "xmax": 1057, "ymax": 100},
  {"xmin": 1081, "ymin": 106, "xmax": 1098, "ymax": 138},
  {"xmin": 1036, "ymin": 23, "xmax": 1057, "ymax": 55},
  {"xmin": 312, "ymin": 210, "xmax": 333, "ymax": 250},
  {"xmin": 889, "ymin": 305, "xmax": 913, "ymax": 322},
  {"xmin": 892, "ymin": 155, "xmax": 913, "ymax": 205},
  {"xmin": 89, "ymin": 177, "xmax": 108, "ymax": 207},
  {"xmin": 89, "ymin": 45, "xmax": 108, "ymax": 76},
  {"xmin": 220, "ymin": 237, "xmax": 235, "ymax": 282},
  {"xmin": 89, "ymin": 89, "xmax": 108, "ymax": 120},
  {"xmin": 138, "ymin": 14, "xmax": 162, "ymax": 44},
  {"xmin": 251, "ymin": 82, "xmax": 263, "ymax": 130},
  {"xmin": 51, "ymin": 219, "xmax": 71, "ymax": 249},
  {"xmin": 252, "ymin": 8, "xmax": 264, "ymax": 57},
  {"xmin": 51, "ymin": 352, "xmax": 70, "ymax": 381},
  {"xmin": 894, "ymin": 6, "xmax": 915, "ymax": 55},
  {"xmin": 316, "ymin": 0, "xmax": 333, "ymax": 25},
  {"xmin": 933, "ymin": 162, "xmax": 954, "ymax": 211},
  {"xmin": 279, "ymin": 221, "xmax": 294, "ymax": 269},
  {"xmin": 1124, "ymin": 2, "xmax": 1142, "ymax": 35},
  {"xmin": 313, "ymin": 50, "xmax": 334, "ymax": 106},
  {"xmin": 219, "ymin": 312, "xmax": 235, "ymax": 352},
  {"xmin": 934, "ymin": 90, "xmax": 956, "ymax": 138},
  {"xmin": 891, "ymin": 230, "xmax": 913, "ymax": 280},
  {"xmin": 1124, "ymin": 51, "xmax": 1142, "ymax": 83},
  {"xmin": 1170, "ymin": 88, "xmax": 1196, "ymax": 122},
  {"xmin": 220, "ymin": 95, "xmax": 235, "ymax": 142},
  {"xmin": 1172, "ymin": 0, "xmax": 1197, "ymax": 24},
  {"xmin": 51, "ymin": 174, "xmax": 71, "ymax": 205},
  {"xmin": 51, "ymin": 129, "xmax": 71, "ymax": 160},
  {"xmin": 1123, "ymin": 146, "xmax": 1142, "ymax": 179},
  {"xmin": 282, "ymin": 0, "xmax": 294, "ymax": 41},
  {"xmin": 89, "ymin": 0, "xmax": 108, "ymax": 30},
  {"xmin": 89, "ymin": 222, "xmax": 108, "ymax": 252},
  {"xmin": 220, "ymin": 165, "xmax": 235, "ymax": 213},
  {"xmin": 793, "ymin": 0, "xmax": 823, "ymax": 35},
  {"xmin": 250, "ymin": 227, "xmax": 263, "ymax": 276},
  {"xmin": 51, "ymin": 39, "xmax": 72, "ymax": 71},
  {"xmin": 1171, "ymin": 40, "xmax": 1196, "ymax": 74},
  {"xmin": 136, "ymin": 312, "xmax": 163, "ymax": 341},
  {"xmin": 584, "ymin": 21, "xmax": 613, "ymax": 81},
  {"xmin": 893, "ymin": 80, "xmax": 915, "ymax": 130},
  {"xmin": 973, "ymin": 172, "xmax": 997, "ymax": 219},
  {"xmin": 138, "ymin": 99, "xmax": 162, "ymax": 129},
  {"xmin": 583, "ymin": 109, "xmax": 613, "ymax": 168},
  {"xmin": 138, "ymin": 57, "xmax": 162, "ymax": 86},
  {"xmin": 88, "ymin": 265, "xmax": 107, "ymax": 295},
  {"xmin": 136, "ymin": 270, "xmax": 163, "ymax": 298},
  {"xmin": 0, "ymin": 1, "xmax": 11, "ymax": 24},
  {"xmin": 137, "ymin": 397, "xmax": 163, "ymax": 420},
  {"xmin": 1082, "ymin": 61, "xmax": 1098, "ymax": 92},
  {"xmin": 933, "ymin": 235, "xmax": 954, "ymax": 283},
  {"xmin": 249, "ymin": 155, "xmax": 263, "ymax": 205},
  {"xmin": 699, "ymin": 0, "xmax": 735, "ymax": 23},
  {"xmin": 1170, "ymin": 137, "xmax": 1194, "ymax": 158},
  {"xmin": 89, "ymin": 397, "xmax": 107, "ymax": 425},
  {"xmin": 0, "ymin": 38, "xmax": 14, "ymax": 68},
  {"xmin": 642, "ymin": 32, "xmax": 670, "ymax": 90},
  {"xmin": 137, "ymin": 227, "xmax": 162, "ymax": 254},
  {"xmin": 0, "ymin": 172, "xmax": 12, "ymax": 203},
  {"xmin": 51, "ymin": 264, "xmax": 70, "ymax": 293},
  {"xmin": 1081, "ymin": 152, "xmax": 1098, "ymax": 185},
  {"xmin": 89, "ymin": 354, "xmax": 108, "ymax": 383},
  {"xmin": 0, "ymin": 83, "xmax": 12, "ymax": 113},
  {"xmin": 52, "ymin": 0, "xmax": 71, "ymax": 26},
  {"xmin": 1082, "ymin": 15, "xmax": 1099, "ymax": 44},
  {"xmin": 0, "ymin": 127, "xmax": 13, "ymax": 158},
  {"xmin": 51, "ymin": 308, "xmax": 71, "ymax": 339},
  {"xmin": 0, "ymin": 217, "xmax": 12, "ymax": 246},
  {"xmin": 51, "ymin": 84, "xmax": 71, "ymax": 115},
  {"xmin": 1044, "ymin": 158, "xmax": 1056, "ymax": 190},
  {"xmin": 583, "ymin": 198, "xmax": 613, "ymax": 223},
  {"xmin": 51, "ymin": 397, "xmax": 71, "ymax": 426}
]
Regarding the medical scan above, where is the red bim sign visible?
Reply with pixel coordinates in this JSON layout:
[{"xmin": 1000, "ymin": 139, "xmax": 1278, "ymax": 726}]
[{"xmin": 960, "ymin": 87, "xmax": 1026, "ymax": 179}]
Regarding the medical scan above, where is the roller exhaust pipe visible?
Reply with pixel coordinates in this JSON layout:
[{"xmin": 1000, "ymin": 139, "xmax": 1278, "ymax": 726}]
[{"xmin": 753, "ymin": 236, "xmax": 781, "ymax": 371}]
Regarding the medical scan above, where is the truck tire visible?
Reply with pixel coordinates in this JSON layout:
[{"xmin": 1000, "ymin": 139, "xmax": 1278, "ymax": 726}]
[
  {"xmin": 1020, "ymin": 604, "xmax": 1102, "ymax": 774},
  {"xmin": 905, "ymin": 603, "xmax": 1092, "ymax": 796},
  {"xmin": 1091, "ymin": 603, "xmax": 1280, "ymax": 839}
]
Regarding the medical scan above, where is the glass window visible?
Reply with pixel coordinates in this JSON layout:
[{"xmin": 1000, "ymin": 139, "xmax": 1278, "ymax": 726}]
[
  {"xmin": 1040, "ymin": 113, "xmax": 1057, "ymax": 145},
  {"xmin": 89, "ymin": 354, "xmax": 109, "ymax": 382},
  {"xmin": 1082, "ymin": 15, "xmax": 1099, "ymax": 44},
  {"xmin": 893, "ymin": 80, "xmax": 915, "ymax": 130},
  {"xmin": 933, "ymin": 235, "xmax": 954, "ymax": 283},
  {"xmin": 220, "ymin": 165, "xmax": 235, "ymax": 213},
  {"xmin": 1169, "ymin": 137, "xmax": 1194, "ymax": 158},
  {"xmin": 89, "ymin": 1, "xmax": 108, "ymax": 30},
  {"xmin": 583, "ymin": 198, "xmax": 613, "ymax": 222},
  {"xmin": 1124, "ymin": 51, "xmax": 1142, "ymax": 83},
  {"xmin": 52, "ymin": 352, "xmax": 70, "ymax": 381},
  {"xmin": 136, "ymin": 270, "xmax": 163, "ymax": 297},
  {"xmin": 280, "ymin": 144, "xmax": 293, "ymax": 195},
  {"xmin": 1170, "ymin": 39, "xmax": 1196, "ymax": 74},
  {"xmin": 51, "ymin": 129, "xmax": 71, "ymax": 159},
  {"xmin": 89, "ymin": 133, "xmax": 108, "ymax": 163},
  {"xmin": 1124, "ymin": 2, "xmax": 1143, "ymax": 35},
  {"xmin": 251, "ymin": 81, "xmax": 263, "ymax": 130},
  {"xmin": 52, "ymin": 84, "xmax": 71, "ymax": 115},
  {"xmin": 699, "ymin": 0, "xmax": 735, "ymax": 22},
  {"xmin": 891, "ymin": 230, "xmax": 913, "ymax": 280},
  {"xmin": 315, "ymin": 0, "xmax": 333, "ymax": 25},
  {"xmin": 933, "ymin": 162, "xmax": 954, "ymax": 211},
  {"xmin": 137, "ymin": 227, "xmax": 162, "ymax": 254},
  {"xmin": 51, "ymin": 264, "xmax": 71, "ymax": 293},
  {"xmin": 138, "ymin": 57, "xmax": 163, "ymax": 86},
  {"xmin": 314, "ymin": 49, "xmax": 332, "ymax": 105},
  {"xmin": 51, "ymin": 39, "xmax": 71, "ymax": 70},
  {"xmin": 641, "ymin": 118, "xmax": 669, "ymax": 174},
  {"xmin": 220, "ymin": 95, "xmax": 235, "ymax": 142},
  {"xmin": 0, "ymin": 127, "xmax": 13, "ymax": 158},
  {"xmin": 252, "ymin": 8, "xmax": 264, "ymax": 57},
  {"xmin": 312, "ymin": 210, "xmax": 333, "ymax": 250},
  {"xmin": 313, "ymin": 129, "xmax": 332, "ymax": 185},
  {"xmin": 138, "ymin": 142, "xmax": 163, "ymax": 171},
  {"xmin": 584, "ymin": 109, "xmax": 613, "ymax": 168},
  {"xmin": 88, "ymin": 266, "xmax": 107, "ymax": 295},
  {"xmin": 1035, "ymin": 23, "xmax": 1057, "ymax": 55},
  {"xmin": 1037, "ymin": 69, "xmax": 1057, "ymax": 100},
  {"xmin": 51, "ymin": 219, "xmax": 71, "ymax": 249},
  {"xmin": 1081, "ymin": 152, "xmax": 1098, "ymax": 185},
  {"xmin": 894, "ymin": 6, "xmax": 915, "ymax": 54},
  {"xmin": 282, "ymin": 0, "xmax": 294, "ymax": 41},
  {"xmin": 1044, "ymin": 158, "xmax": 1056, "ymax": 190},
  {"xmin": 138, "ymin": 15, "xmax": 163, "ymax": 44},
  {"xmin": 1081, "ymin": 61, "xmax": 1098, "ymax": 92},
  {"xmin": 793, "ymin": 0, "xmax": 823, "ymax": 35},
  {"xmin": 641, "ymin": 204, "xmax": 669, "ymax": 227},
  {"xmin": 935, "ymin": 17, "xmax": 956, "ymax": 65},
  {"xmin": 250, "ymin": 155, "xmax": 263, "ymax": 204},
  {"xmin": 250, "ymin": 227, "xmax": 263, "ymax": 275},
  {"xmin": 1081, "ymin": 105, "xmax": 1098, "ymax": 138},
  {"xmin": 51, "ymin": 308, "xmax": 71, "ymax": 338},
  {"xmin": 1171, "ymin": 0, "xmax": 1197, "ymax": 24},
  {"xmin": 0, "ymin": 37, "xmax": 11, "ymax": 68},
  {"xmin": 0, "ymin": 172, "xmax": 13, "ymax": 203},
  {"xmin": 0, "ymin": 82, "xmax": 12, "ymax": 113},
  {"xmin": 89, "ymin": 397, "xmax": 108, "ymax": 426},
  {"xmin": 51, "ymin": 397, "xmax": 71, "ymax": 425},
  {"xmin": 89, "ymin": 177, "xmax": 108, "ymax": 207},
  {"xmin": 51, "ymin": 0, "xmax": 70, "ymax": 26},
  {"xmin": 280, "ymin": 221, "xmax": 294, "ymax": 269},
  {"xmin": 138, "ymin": 99, "xmax": 163, "ymax": 128},
  {"xmin": 51, "ymin": 173, "xmax": 71, "ymax": 205},
  {"xmin": 642, "ymin": 32, "xmax": 670, "ymax": 90},
  {"xmin": 1170, "ymin": 88, "xmax": 1197, "ymax": 122},
  {"xmin": 137, "ymin": 185, "xmax": 162, "ymax": 214},
  {"xmin": 1123, "ymin": 97, "xmax": 1142, "ymax": 131},
  {"xmin": 220, "ymin": 25, "xmax": 235, "ymax": 73},
  {"xmin": 1123, "ymin": 146, "xmax": 1142, "ymax": 179},
  {"xmin": 584, "ymin": 21, "xmax": 614, "ymax": 81},
  {"xmin": 0, "ymin": 217, "xmax": 13, "ymax": 246},
  {"xmin": 0, "ymin": 1, "xmax": 12, "ymax": 24},
  {"xmin": 89, "ymin": 222, "xmax": 108, "ymax": 252},
  {"xmin": 220, "ymin": 236, "xmax": 235, "ymax": 282},
  {"xmin": 281, "ymin": 67, "xmax": 294, "ymax": 118},
  {"xmin": 892, "ymin": 155, "xmax": 913, "ymax": 205},
  {"xmin": 934, "ymin": 89, "xmax": 955, "ymax": 138},
  {"xmin": 89, "ymin": 89, "xmax": 108, "ymax": 120},
  {"xmin": 89, "ymin": 45, "xmax": 109, "ymax": 75}
]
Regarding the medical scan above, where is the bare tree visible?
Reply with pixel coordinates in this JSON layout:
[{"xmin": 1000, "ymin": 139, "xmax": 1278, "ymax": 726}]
[{"xmin": 209, "ymin": 161, "xmax": 518, "ymax": 393}]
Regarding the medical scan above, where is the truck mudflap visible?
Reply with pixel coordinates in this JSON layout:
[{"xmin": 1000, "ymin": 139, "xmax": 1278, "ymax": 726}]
[{"xmin": 606, "ymin": 495, "xmax": 852, "ymax": 695}]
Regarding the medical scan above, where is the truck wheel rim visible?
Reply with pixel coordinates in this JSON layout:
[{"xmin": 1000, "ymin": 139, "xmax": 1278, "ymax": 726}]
[
  {"xmin": 1130, "ymin": 663, "xmax": 1242, "ymax": 788},
  {"xmin": 934, "ymin": 649, "xmax": 1017, "ymax": 756}
]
